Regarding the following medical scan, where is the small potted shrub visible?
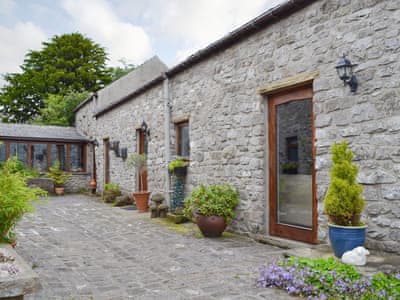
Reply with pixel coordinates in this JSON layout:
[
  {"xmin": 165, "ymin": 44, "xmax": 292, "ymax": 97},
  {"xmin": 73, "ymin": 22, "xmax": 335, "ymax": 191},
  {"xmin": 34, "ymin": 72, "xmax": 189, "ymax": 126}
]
[
  {"xmin": 184, "ymin": 183, "xmax": 239, "ymax": 237},
  {"xmin": 324, "ymin": 141, "xmax": 366, "ymax": 257},
  {"xmin": 103, "ymin": 183, "xmax": 122, "ymax": 203},
  {"xmin": 282, "ymin": 161, "xmax": 298, "ymax": 174},
  {"xmin": 0, "ymin": 157, "xmax": 46, "ymax": 244},
  {"xmin": 47, "ymin": 160, "xmax": 69, "ymax": 195},
  {"xmin": 168, "ymin": 158, "xmax": 188, "ymax": 177},
  {"xmin": 126, "ymin": 153, "xmax": 150, "ymax": 212}
]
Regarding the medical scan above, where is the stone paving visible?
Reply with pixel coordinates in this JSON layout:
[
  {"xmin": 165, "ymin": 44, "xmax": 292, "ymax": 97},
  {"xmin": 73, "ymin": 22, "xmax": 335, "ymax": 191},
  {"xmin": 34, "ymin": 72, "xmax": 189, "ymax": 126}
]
[{"xmin": 15, "ymin": 194, "xmax": 294, "ymax": 300}]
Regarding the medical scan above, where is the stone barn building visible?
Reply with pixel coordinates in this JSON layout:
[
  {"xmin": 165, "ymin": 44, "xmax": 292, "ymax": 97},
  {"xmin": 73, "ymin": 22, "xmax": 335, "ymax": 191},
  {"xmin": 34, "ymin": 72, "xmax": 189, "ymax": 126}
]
[{"xmin": 3, "ymin": 0, "xmax": 399, "ymax": 253}]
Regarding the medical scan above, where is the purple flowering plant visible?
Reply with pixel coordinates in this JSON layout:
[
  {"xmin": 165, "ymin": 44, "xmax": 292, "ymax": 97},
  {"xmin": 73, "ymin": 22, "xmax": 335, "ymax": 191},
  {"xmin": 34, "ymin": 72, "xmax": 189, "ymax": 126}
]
[{"xmin": 257, "ymin": 256, "xmax": 400, "ymax": 300}]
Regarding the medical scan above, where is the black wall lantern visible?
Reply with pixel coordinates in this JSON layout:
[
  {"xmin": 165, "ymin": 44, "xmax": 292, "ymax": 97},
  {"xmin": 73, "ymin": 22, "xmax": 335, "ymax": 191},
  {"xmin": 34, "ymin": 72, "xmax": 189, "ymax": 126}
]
[
  {"xmin": 120, "ymin": 148, "xmax": 128, "ymax": 160},
  {"xmin": 335, "ymin": 55, "xmax": 358, "ymax": 93},
  {"xmin": 141, "ymin": 121, "xmax": 150, "ymax": 137}
]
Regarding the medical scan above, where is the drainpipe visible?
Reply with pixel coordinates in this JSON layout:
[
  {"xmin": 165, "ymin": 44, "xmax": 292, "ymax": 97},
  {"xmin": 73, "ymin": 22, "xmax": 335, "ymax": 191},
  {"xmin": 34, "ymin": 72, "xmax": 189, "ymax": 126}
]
[{"xmin": 163, "ymin": 74, "xmax": 171, "ymax": 207}]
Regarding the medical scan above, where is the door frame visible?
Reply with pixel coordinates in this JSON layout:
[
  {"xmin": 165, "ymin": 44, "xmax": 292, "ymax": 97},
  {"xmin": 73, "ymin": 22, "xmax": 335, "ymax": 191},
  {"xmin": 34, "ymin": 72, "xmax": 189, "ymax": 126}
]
[
  {"xmin": 103, "ymin": 138, "xmax": 110, "ymax": 185},
  {"xmin": 136, "ymin": 129, "xmax": 148, "ymax": 191},
  {"xmin": 268, "ymin": 85, "xmax": 318, "ymax": 244}
]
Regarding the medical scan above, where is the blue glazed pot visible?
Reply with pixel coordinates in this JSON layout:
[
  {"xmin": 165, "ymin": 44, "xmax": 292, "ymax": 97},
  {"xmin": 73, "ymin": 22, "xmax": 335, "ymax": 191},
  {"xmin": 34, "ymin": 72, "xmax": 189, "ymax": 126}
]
[{"xmin": 328, "ymin": 223, "xmax": 367, "ymax": 258}]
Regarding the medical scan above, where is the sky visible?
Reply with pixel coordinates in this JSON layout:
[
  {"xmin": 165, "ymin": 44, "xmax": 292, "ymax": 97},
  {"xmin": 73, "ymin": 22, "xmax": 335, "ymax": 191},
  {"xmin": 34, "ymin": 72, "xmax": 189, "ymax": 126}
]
[{"xmin": 0, "ymin": 0, "xmax": 285, "ymax": 88}]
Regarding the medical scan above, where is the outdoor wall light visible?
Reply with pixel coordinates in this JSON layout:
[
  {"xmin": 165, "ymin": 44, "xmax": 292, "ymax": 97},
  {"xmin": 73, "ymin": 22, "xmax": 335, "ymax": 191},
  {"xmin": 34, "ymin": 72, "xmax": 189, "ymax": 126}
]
[
  {"xmin": 335, "ymin": 55, "xmax": 358, "ymax": 93},
  {"xmin": 141, "ymin": 120, "xmax": 150, "ymax": 137},
  {"xmin": 120, "ymin": 148, "xmax": 128, "ymax": 160}
]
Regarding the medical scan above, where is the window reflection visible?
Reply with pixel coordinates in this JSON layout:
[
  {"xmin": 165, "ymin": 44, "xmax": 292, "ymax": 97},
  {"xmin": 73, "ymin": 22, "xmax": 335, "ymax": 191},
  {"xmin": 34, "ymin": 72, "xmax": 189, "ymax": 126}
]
[
  {"xmin": 51, "ymin": 144, "xmax": 66, "ymax": 170},
  {"xmin": 176, "ymin": 122, "xmax": 190, "ymax": 157},
  {"xmin": 276, "ymin": 99, "xmax": 313, "ymax": 228},
  {"xmin": 31, "ymin": 144, "xmax": 47, "ymax": 173},
  {"xmin": 0, "ymin": 143, "xmax": 5, "ymax": 162},
  {"xmin": 70, "ymin": 144, "xmax": 83, "ymax": 172},
  {"xmin": 9, "ymin": 143, "xmax": 28, "ymax": 164}
]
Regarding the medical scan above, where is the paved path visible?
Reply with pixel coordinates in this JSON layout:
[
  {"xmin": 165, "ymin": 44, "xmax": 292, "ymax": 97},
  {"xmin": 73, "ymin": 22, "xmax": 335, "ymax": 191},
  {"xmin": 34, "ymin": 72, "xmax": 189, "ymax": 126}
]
[{"xmin": 16, "ymin": 194, "xmax": 292, "ymax": 300}]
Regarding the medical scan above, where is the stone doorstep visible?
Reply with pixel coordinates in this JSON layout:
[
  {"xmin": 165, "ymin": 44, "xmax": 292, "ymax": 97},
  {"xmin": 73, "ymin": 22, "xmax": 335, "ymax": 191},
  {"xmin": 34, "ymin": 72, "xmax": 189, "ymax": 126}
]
[{"xmin": 0, "ymin": 244, "xmax": 41, "ymax": 299}]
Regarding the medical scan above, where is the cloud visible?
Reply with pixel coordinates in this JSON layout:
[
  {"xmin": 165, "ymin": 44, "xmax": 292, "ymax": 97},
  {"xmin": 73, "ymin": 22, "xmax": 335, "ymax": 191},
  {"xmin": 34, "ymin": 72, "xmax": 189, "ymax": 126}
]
[
  {"xmin": 113, "ymin": 0, "xmax": 285, "ymax": 64},
  {"xmin": 61, "ymin": 0, "xmax": 153, "ymax": 67},
  {"xmin": 0, "ymin": 22, "xmax": 46, "ymax": 87},
  {"xmin": 0, "ymin": 0, "xmax": 16, "ymax": 15}
]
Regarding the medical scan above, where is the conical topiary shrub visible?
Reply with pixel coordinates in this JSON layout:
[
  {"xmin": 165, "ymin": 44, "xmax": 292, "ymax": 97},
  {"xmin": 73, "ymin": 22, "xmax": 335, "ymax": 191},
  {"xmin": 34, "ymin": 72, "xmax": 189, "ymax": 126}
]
[{"xmin": 324, "ymin": 141, "xmax": 365, "ymax": 226}]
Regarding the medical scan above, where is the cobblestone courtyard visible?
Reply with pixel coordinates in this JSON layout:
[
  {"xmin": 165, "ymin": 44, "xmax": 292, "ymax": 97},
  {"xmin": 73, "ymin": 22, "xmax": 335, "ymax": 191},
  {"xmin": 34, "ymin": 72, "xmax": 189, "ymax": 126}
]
[{"xmin": 16, "ymin": 195, "xmax": 292, "ymax": 300}]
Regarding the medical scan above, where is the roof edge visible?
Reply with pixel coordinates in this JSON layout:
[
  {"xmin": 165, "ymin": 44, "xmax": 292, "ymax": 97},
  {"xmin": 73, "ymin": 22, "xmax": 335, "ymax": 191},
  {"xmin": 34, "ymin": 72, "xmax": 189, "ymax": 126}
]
[
  {"xmin": 0, "ymin": 136, "xmax": 89, "ymax": 143},
  {"xmin": 73, "ymin": 93, "xmax": 94, "ymax": 113},
  {"xmin": 94, "ymin": 74, "xmax": 165, "ymax": 118},
  {"xmin": 165, "ymin": 0, "xmax": 317, "ymax": 77},
  {"xmin": 85, "ymin": 0, "xmax": 317, "ymax": 118}
]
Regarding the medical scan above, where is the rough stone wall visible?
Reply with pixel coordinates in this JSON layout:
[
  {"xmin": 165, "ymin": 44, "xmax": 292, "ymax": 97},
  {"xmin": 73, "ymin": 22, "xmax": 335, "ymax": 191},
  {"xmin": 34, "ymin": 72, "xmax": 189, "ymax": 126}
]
[
  {"xmin": 75, "ymin": 0, "xmax": 400, "ymax": 253},
  {"xmin": 91, "ymin": 85, "xmax": 165, "ymax": 196},
  {"xmin": 311, "ymin": 0, "xmax": 400, "ymax": 253},
  {"xmin": 168, "ymin": 0, "xmax": 400, "ymax": 252},
  {"xmin": 65, "ymin": 174, "xmax": 91, "ymax": 193}
]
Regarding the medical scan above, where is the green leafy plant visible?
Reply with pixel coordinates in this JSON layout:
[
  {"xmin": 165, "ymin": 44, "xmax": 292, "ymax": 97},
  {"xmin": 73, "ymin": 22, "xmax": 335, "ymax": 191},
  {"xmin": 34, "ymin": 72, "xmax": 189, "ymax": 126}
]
[
  {"xmin": 46, "ymin": 160, "xmax": 69, "ymax": 187},
  {"xmin": 168, "ymin": 158, "xmax": 188, "ymax": 172},
  {"xmin": 184, "ymin": 184, "xmax": 239, "ymax": 223},
  {"xmin": 103, "ymin": 182, "xmax": 122, "ymax": 203},
  {"xmin": 0, "ymin": 156, "xmax": 40, "ymax": 178},
  {"xmin": 0, "ymin": 158, "xmax": 47, "ymax": 243},
  {"xmin": 282, "ymin": 161, "xmax": 298, "ymax": 171},
  {"xmin": 324, "ymin": 141, "xmax": 365, "ymax": 226},
  {"xmin": 126, "ymin": 153, "xmax": 147, "ymax": 191},
  {"xmin": 257, "ymin": 256, "xmax": 400, "ymax": 300}
]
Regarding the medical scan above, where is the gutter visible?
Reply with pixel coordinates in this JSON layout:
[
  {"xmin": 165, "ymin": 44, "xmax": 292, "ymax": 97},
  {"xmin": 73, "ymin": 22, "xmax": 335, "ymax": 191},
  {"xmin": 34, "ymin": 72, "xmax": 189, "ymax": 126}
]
[
  {"xmin": 163, "ymin": 74, "xmax": 171, "ymax": 207},
  {"xmin": 0, "ymin": 136, "xmax": 89, "ymax": 143}
]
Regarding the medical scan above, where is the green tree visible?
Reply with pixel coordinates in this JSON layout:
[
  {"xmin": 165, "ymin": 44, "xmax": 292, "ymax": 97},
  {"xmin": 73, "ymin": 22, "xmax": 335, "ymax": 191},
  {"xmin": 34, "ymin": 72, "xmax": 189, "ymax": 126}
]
[
  {"xmin": 34, "ymin": 90, "xmax": 89, "ymax": 126},
  {"xmin": 109, "ymin": 58, "xmax": 135, "ymax": 81},
  {"xmin": 324, "ymin": 141, "xmax": 365, "ymax": 226},
  {"xmin": 0, "ymin": 33, "xmax": 112, "ymax": 123}
]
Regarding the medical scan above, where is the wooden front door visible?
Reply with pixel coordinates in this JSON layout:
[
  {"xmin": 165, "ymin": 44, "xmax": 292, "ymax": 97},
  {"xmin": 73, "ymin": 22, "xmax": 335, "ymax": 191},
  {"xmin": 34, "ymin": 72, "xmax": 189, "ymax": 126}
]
[
  {"xmin": 103, "ymin": 138, "xmax": 110, "ymax": 185},
  {"xmin": 268, "ymin": 85, "xmax": 317, "ymax": 244},
  {"xmin": 137, "ymin": 129, "xmax": 148, "ymax": 191}
]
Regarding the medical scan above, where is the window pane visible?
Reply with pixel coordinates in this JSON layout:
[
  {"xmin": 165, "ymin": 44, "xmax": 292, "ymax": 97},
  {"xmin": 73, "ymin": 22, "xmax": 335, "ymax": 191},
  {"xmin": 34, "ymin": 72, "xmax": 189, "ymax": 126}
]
[
  {"xmin": 179, "ymin": 124, "xmax": 190, "ymax": 157},
  {"xmin": 31, "ymin": 144, "xmax": 48, "ymax": 172},
  {"xmin": 70, "ymin": 144, "xmax": 83, "ymax": 172},
  {"xmin": 276, "ymin": 99, "xmax": 313, "ymax": 228},
  {"xmin": 0, "ymin": 142, "xmax": 5, "ymax": 162},
  {"xmin": 9, "ymin": 143, "xmax": 28, "ymax": 165},
  {"xmin": 51, "ymin": 144, "xmax": 66, "ymax": 170}
]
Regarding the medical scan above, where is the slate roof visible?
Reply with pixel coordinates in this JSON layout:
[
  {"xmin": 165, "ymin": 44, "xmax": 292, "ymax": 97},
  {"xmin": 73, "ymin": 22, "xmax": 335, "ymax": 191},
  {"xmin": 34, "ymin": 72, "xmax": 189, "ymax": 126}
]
[{"xmin": 0, "ymin": 123, "xmax": 89, "ymax": 143}]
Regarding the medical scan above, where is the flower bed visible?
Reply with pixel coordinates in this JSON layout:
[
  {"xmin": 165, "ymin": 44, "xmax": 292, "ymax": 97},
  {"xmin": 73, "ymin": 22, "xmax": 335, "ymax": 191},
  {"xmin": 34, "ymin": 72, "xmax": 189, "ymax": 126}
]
[{"xmin": 257, "ymin": 256, "xmax": 400, "ymax": 300}]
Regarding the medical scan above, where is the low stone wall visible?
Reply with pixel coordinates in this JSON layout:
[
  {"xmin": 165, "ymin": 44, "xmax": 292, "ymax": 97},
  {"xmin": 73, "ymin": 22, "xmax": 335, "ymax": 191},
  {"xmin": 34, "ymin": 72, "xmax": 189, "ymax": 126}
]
[
  {"xmin": 27, "ymin": 175, "xmax": 91, "ymax": 194},
  {"xmin": 26, "ymin": 178, "xmax": 54, "ymax": 193},
  {"xmin": 65, "ymin": 173, "xmax": 91, "ymax": 193}
]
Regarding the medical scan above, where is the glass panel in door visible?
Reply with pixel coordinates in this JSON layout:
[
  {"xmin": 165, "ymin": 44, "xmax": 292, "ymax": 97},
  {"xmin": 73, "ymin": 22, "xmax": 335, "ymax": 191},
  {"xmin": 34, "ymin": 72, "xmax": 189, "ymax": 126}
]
[{"xmin": 276, "ymin": 99, "xmax": 313, "ymax": 228}]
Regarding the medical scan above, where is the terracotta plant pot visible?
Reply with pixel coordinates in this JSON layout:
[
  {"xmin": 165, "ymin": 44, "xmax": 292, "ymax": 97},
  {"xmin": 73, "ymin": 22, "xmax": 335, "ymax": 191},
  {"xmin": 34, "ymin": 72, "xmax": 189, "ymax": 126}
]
[
  {"xmin": 133, "ymin": 191, "xmax": 151, "ymax": 212},
  {"xmin": 195, "ymin": 214, "xmax": 227, "ymax": 237},
  {"xmin": 55, "ymin": 187, "xmax": 65, "ymax": 196}
]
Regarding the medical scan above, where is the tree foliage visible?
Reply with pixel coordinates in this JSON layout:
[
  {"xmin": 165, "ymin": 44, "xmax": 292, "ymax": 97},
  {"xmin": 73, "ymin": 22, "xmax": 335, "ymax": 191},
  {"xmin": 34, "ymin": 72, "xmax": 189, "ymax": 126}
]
[
  {"xmin": 0, "ymin": 33, "xmax": 112, "ymax": 123},
  {"xmin": 33, "ymin": 90, "xmax": 89, "ymax": 126},
  {"xmin": 109, "ymin": 58, "xmax": 135, "ymax": 82}
]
